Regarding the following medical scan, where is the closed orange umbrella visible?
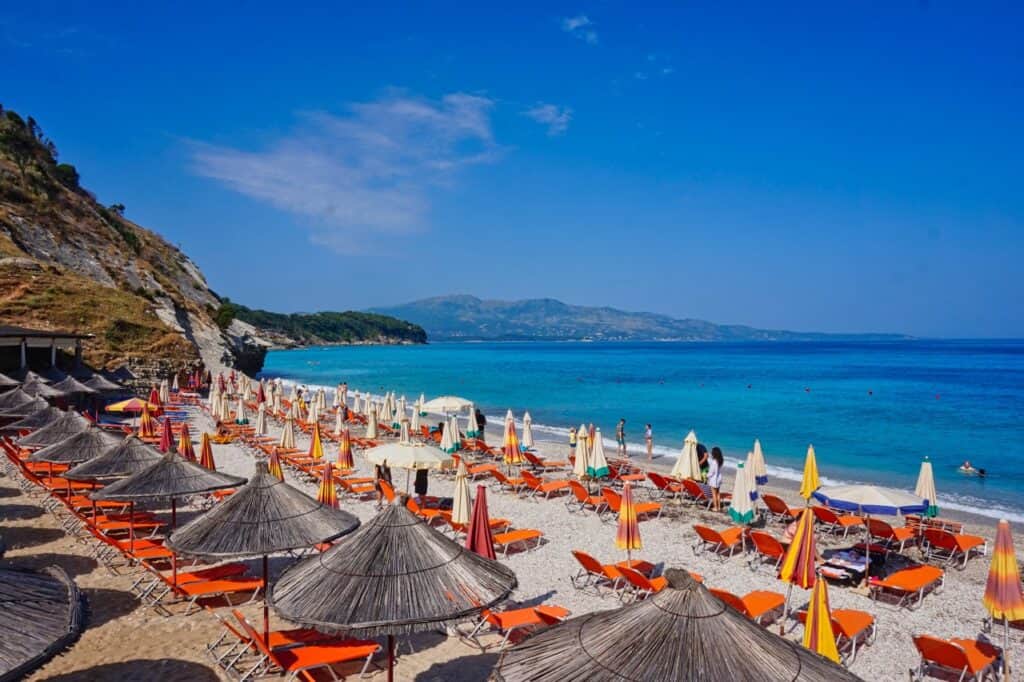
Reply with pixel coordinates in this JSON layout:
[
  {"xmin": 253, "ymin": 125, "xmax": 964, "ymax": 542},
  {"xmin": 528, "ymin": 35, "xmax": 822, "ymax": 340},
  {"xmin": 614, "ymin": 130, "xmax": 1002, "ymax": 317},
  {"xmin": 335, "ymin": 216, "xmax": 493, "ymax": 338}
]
[
  {"xmin": 616, "ymin": 482, "xmax": 642, "ymax": 562},
  {"xmin": 199, "ymin": 432, "xmax": 216, "ymax": 470},
  {"xmin": 983, "ymin": 519, "xmax": 1024, "ymax": 673},
  {"xmin": 779, "ymin": 507, "xmax": 817, "ymax": 632},
  {"xmin": 309, "ymin": 422, "xmax": 324, "ymax": 461},
  {"xmin": 802, "ymin": 576, "xmax": 840, "ymax": 663},
  {"xmin": 316, "ymin": 461, "xmax": 337, "ymax": 508},
  {"xmin": 178, "ymin": 423, "xmax": 196, "ymax": 462},
  {"xmin": 503, "ymin": 421, "xmax": 523, "ymax": 467},
  {"xmin": 267, "ymin": 448, "xmax": 284, "ymax": 481},
  {"xmin": 138, "ymin": 408, "xmax": 156, "ymax": 438},
  {"xmin": 337, "ymin": 427, "xmax": 354, "ymax": 471}
]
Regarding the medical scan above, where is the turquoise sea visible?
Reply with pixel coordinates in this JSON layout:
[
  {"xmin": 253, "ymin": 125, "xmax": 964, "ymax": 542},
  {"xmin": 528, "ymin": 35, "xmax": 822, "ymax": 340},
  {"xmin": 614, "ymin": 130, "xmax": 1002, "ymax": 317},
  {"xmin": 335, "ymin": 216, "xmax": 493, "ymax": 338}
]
[{"xmin": 262, "ymin": 340, "xmax": 1024, "ymax": 522}]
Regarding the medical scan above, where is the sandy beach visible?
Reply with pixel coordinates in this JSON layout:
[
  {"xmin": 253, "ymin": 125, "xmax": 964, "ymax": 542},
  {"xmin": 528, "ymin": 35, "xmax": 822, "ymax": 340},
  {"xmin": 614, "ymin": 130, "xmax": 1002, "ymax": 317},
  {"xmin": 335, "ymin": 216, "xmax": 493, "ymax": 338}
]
[{"xmin": 5, "ymin": 396, "xmax": 1021, "ymax": 682}]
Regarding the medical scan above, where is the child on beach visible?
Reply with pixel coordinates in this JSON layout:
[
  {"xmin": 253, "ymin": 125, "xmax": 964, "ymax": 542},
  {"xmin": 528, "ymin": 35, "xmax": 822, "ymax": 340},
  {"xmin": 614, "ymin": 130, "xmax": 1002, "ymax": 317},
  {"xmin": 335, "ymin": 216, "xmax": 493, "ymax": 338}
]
[
  {"xmin": 707, "ymin": 446, "xmax": 724, "ymax": 511},
  {"xmin": 644, "ymin": 424, "xmax": 653, "ymax": 461}
]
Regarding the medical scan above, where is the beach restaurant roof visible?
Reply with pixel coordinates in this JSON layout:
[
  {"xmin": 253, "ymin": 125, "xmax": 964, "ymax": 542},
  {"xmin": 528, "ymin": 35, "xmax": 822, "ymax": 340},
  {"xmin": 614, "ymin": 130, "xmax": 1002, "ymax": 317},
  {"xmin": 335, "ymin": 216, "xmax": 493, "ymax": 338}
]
[
  {"xmin": 16, "ymin": 411, "xmax": 91, "ymax": 448},
  {"xmin": 64, "ymin": 436, "xmax": 162, "ymax": 481},
  {"xmin": 0, "ymin": 565, "xmax": 85, "ymax": 681},
  {"xmin": 0, "ymin": 324, "xmax": 92, "ymax": 347},
  {"xmin": 493, "ymin": 569, "xmax": 860, "ymax": 682},
  {"xmin": 92, "ymin": 452, "xmax": 246, "ymax": 501}
]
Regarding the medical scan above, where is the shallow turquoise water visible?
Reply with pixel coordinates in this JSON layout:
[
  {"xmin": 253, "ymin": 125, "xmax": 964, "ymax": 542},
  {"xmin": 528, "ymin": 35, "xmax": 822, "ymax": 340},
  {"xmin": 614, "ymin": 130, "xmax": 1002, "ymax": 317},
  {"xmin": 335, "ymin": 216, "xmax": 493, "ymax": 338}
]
[{"xmin": 262, "ymin": 340, "xmax": 1024, "ymax": 521}]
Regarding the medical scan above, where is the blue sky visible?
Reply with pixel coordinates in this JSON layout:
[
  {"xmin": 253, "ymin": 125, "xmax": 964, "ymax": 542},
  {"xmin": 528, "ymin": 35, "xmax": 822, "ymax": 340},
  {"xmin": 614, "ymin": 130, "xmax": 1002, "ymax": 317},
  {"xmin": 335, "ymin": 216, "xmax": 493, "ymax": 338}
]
[{"xmin": 3, "ymin": 2, "xmax": 1022, "ymax": 337}]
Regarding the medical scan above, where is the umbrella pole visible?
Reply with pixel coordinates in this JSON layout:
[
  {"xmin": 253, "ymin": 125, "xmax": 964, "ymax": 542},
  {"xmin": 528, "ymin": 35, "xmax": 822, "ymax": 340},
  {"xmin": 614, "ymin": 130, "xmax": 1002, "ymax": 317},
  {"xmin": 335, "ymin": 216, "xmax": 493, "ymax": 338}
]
[
  {"xmin": 263, "ymin": 555, "xmax": 270, "ymax": 643},
  {"xmin": 387, "ymin": 634, "xmax": 395, "ymax": 682},
  {"xmin": 780, "ymin": 583, "xmax": 793, "ymax": 636},
  {"xmin": 129, "ymin": 500, "xmax": 135, "ymax": 554},
  {"xmin": 1005, "ymin": 616, "xmax": 1011, "ymax": 678},
  {"xmin": 861, "ymin": 514, "xmax": 871, "ymax": 588},
  {"xmin": 171, "ymin": 498, "xmax": 177, "ymax": 529}
]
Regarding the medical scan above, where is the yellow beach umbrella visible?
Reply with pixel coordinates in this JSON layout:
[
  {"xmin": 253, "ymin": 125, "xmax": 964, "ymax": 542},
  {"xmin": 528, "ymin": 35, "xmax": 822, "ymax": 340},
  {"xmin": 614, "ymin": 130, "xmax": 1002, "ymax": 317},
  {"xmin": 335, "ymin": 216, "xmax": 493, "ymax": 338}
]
[
  {"xmin": 503, "ymin": 421, "xmax": 523, "ymax": 467},
  {"xmin": 309, "ymin": 422, "xmax": 324, "ymax": 461},
  {"xmin": 984, "ymin": 519, "xmax": 1024, "ymax": 672},
  {"xmin": 138, "ymin": 408, "xmax": 156, "ymax": 438},
  {"xmin": 616, "ymin": 482, "xmax": 642, "ymax": 562},
  {"xmin": 337, "ymin": 428, "xmax": 354, "ymax": 471},
  {"xmin": 199, "ymin": 432, "xmax": 216, "ymax": 470},
  {"xmin": 779, "ymin": 506, "xmax": 818, "ymax": 632},
  {"xmin": 316, "ymin": 461, "xmax": 338, "ymax": 509},
  {"xmin": 802, "ymin": 578, "xmax": 840, "ymax": 663},
  {"xmin": 800, "ymin": 445, "xmax": 820, "ymax": 501},
  {"xmin": 267, "ymin": 449, "xmax": 284, "ymax": 481},
  {"xmin": 670, "ymin": 430, "xmax": 700, "ymax": 480}
]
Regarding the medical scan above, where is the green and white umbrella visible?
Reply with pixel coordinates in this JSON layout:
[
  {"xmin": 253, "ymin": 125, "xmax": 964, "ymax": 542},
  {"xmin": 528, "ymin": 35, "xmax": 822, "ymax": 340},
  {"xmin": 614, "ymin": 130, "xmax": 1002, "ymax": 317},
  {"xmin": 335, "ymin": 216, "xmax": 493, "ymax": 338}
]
[
  {"xmin": 728, "ymin": 461, "xmax": 756, "ymax": 525},
  {"xmin": 671, "ymin": 430, "xmax": 701, "ymax": 480},
  {"xmin": 587, "ymin": 429, "xmax": 610, "ymax": 479},
  {"xmin": 235, "ymin": 395, "xmax": 248, "ymax": 425},
  {"xmin": 439, "ymin": 417, "xmax": 457, "ymax": 453},
  {"xmin": 465, "ymin": 403, "xmax": 480, "ymax": 439},
  {"xmin": 914, "ymin": 457, "xmax": 939, "ymax": 518}
]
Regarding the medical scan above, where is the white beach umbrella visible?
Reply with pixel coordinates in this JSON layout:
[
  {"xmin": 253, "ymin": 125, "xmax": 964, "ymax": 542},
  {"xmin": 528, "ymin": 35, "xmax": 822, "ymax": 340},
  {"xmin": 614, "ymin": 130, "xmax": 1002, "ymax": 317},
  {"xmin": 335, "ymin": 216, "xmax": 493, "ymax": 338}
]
[
  {"xmin": 235, "ymin": 394, "xmax": 247, "ymax": 424},
  {"xmin": 208, "ymin": 383, "xmax": 219, "ymax": 410},
  {"xmin": 279, "ymin": 416, "xmax": 295, "ymax": 450},
  {"xmin": 522, "ymin": 412, "xmax": 534, "ymax": 449},
  {"xmin": 573, "ymin": 422, "xmax": 590, "ymax": 480},
  {"xmin": 159, "ymin": 379, "xmax": 170, "ymax": 405},
  {"xmin": 243, "ymin": 380, "xmax": 252, "ymax": 402},
  {"xmin": 410, "ymin": 405, "xmax": 421, "ymax": 434},
  {"xmin": 272, "ymin": 391, "xmax": 282, "ymax": 416},
  {"xmin": 339, "ymin": 383, "xmax": 348, "ymax": 407},
  {"xmin": 465, "ymin": 404, "xmax": 479, "ymax": 439},
  {"xmin": 171, "ymin": 373, "xmax": 179, "ymax": 392},
  {"xmin": 317, "ymin": 388, "xmax": 327, "ymax": 411},
  {"xmin": 417, "ymin": 394, "xmax": 426, "ymax": 415},
  {"xmin": 364, "ymin": 423, "xmax": 452, "ymax": 471},
  {"xmin": 219, "ymin": 391, "xmax": 231, "ymax": 422},
  {"xmin": 449, "ymin": 414, "xmax": 461, "ymax": 451},
  {"xmin": 365, "ymin": 406, "xmax": 379, "ymax": 440},
  {"xmin": 451, "ymin": 459, "xmax": 472, "ymax": 525},
  {"xmin": 504, "ymin": 410, "xmax": 514, "ymax": 430},
  {"xmin": 421, "ymin": 395, "xmax": 473, "ymax": 414},
  {"xmin": 288, "ymin": 385, "xmax": 298, "ymax": 404},
  {"xmin": 397, "ymin": 395, "xmax": 407, "ymax": 422},
  {"xmin": 812, "ymin": 484, "xmax": 926, "ymax": 516},
  {"xmin": 254, "ymin": 403, "xmax": 267, "ymax": 436},
  {"xmin": 915, "ymin": 457, "xmax": 939, "ymax": 518},
  {"xmin": 307, "ymin": 402, "xmax": 319, "ymax": 427},
  {"xmin": 587, "ymin": 429, "xmax": 610, "ymax": 478},
  {"xmin": 728, "ymin": 461, "xmax": 756, "ymax": 525},
  {"xmin": 748, "ymin": 439, "xmax": 768, "ymax": 487},
  {"xmin": 352, "ymin": 391, "xmax": 361, "ymax": 413},
  {"xmin": 334, "ymin": 407, "xmax": 345, "ymax": 436},
  {"xmin": 671, "ymin": 430, "xmax": 701, "ymax": 480},
  {"xmin": 332, "ymin": 386, "xmax": 341, "ymax": 408},
  {"xmin": 440, "ymin": 419, "xmax": 455, "ymax": 453}
]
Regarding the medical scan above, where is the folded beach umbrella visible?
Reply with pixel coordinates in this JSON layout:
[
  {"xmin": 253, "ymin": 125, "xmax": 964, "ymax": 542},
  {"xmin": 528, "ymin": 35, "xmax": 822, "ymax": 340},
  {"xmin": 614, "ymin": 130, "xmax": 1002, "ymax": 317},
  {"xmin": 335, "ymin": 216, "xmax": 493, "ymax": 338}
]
[
  {"xmin": 254, "ymin": 403, "xmax": 267, "ymax": 436},
  {"xmin": 410, "ymin": 403, "xmax": 421, "ymax": 433},
  {"xmin": 983, "ymin": 519, "xmax": 1024, "ymax": 666},
  {"xmin": 272, "ymin": 391, "xmax": 282, "ymax": 416},
  {"xmin": 309, "ymin": 422, "xmax": 325, "ymax": 461},
  {"xmin": 779, "ymin": 507, "xmax": 818, "ymax": 629},
  {"xmin": 158, "ymin": 417, "xmax": 174, "ymax": 453},
  {"xmin": 27, "ymin": 425, "xmax": 121, "ymax": 465},
  {"xmin": 749, "ymin": 438, "xmax": 768, "ymax": 486},
  {"xmin": 138, "ymin": 408, "xmax": 156, "ymax": 438},
  {"xmin": 366, "ymin": 406, "xmax": 379, "ymax": 439},
  {"xmin": 317, "ymin": 388, "xmax": 327, "ymax": 411},
  {"xmin": 17, "ymin": 411, "xmax": 91, "ymax": 448},
  {"xmin": 503, "ymin": 421, "xmax": 523, "ymax": 467},
  {"xmin": 466, "ymin": 484, "xmax": 496, "ymax": 560},
  {"xmin": 493, "ymin": 569, "xmax": 857, "ymax": 682},
  {"xmin": 307, "ymin": 402, "xmax": 320, "ymax": 427},
  {"xmin": 337, "ymin": 428, "xmax": 354, "ymax": 471},
  {"xmin": 235, "ymin": 395, "xmax": 248, "ymax": 425},
  {"xmin": 447, "ymin": 414, "xmax": 461, "ymax": 451},
  {"xmin": 802, "ymin": 578, "xmax": 840, "ymax": 663},
  {"xmin": 671, "ymin": 430, "xmax": 701, "ymax": 480},
  {"xmin": 178, "ymin": 423, "xmax": 196, "ymax": 462},
  {"xmin": 914, "ymin": 457, "xmax": 938, "ymax": 518},
  {"xmin": 451, "ymin": 459, "xmax": 472, "ymax": 526},
  {"xmin": 333, "ymin": 406, "xmax": 344, "ymax": 436},
  {"xmin": 439, "ymin": 418, "xmax": 455, "ymax": 453},
  {"xmin": 198, "ymin": 432, "xmax": 215, "ymax": 470},
  {"xmin": 65, "ymin": 435, "xmax": 162, "ymax": 481},
  {"xmin": 573, "ymin": 425, "xmax": 590, "ymax": 481},
  {"xmin": 279, "ymin": 416, "xmax": 295, "ymax": 450},
  {"xmin": 332, "ymin": 386, "xmax": 340, "ymax": 408},
  {"xmin": 219, "ymin": 391, "xmax": 231, "ymax": 422},
  {"xmin": 148, "ymin": 386, "xmax": 162, "ymax": 409},
  {"xmin": 352, "ymin": 391, "xmax": 361, "ymax": 413},
  {"xmin": 267, "ymin": 449, "xmax": 285, "ymax": 481},
  {"xmin": 397, "ymin": 395, "xmax": 407, "ymax": 422},
  {"xmin": 616, "ymin": 482, "xmax": 642, "ymax": 562},
  {"xmin": 521, "ymin": 412, "xmax": 534, "ymax": 450},
  {"xmin": 0, "ymin": 371, "xmax": 20, "ymax": 389},
  {"xmin": 728, "ymin": 461, "xmax": 756, "ymax": 525},
  {"xmin": 421, "ymin": 395, "xmax": 473, "ymax": 414},
  {"xmin": 587, "ymin": 429, "xmax": 610, "ymax": 479},
  {"xmin": 464, "ymin": 403, "xmax": 478, "ymax": 439},
  {"xmin": 799, "ymin": 445, "xmax": 820, "ymax": 501},
  {"xmin": 168, "ymin": 460, "xmax": 358, "ymax": 641},
  {"xmin": 256, "ymin": 382, "xmax": 266, "ymax": 405},
  {"xmin": 271, "ymin": 497, "xmax": 516, "ymax": 682},
  {"xmin": 339, "ymin": 384, "xmax": 348, "ymax": 407},
  {"xmin": 242, "ymin": 380, "xmax": 252, "ymax": 402},
  {"xmin": 159, "ymin": 379, "xmax": 169, "ymax": 405},
  {"xmin": 171, "ymin": 373, "xmax": 179, "ymax": 392},
  {"xmin": 316, "ymin": 461, "xmax": 338, "ymax": 509}
]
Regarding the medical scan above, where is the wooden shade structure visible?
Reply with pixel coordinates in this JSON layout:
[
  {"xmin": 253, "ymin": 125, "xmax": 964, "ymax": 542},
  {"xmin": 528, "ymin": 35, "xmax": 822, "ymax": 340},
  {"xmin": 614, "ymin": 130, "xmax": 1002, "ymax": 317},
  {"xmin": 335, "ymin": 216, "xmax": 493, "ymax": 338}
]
[
  {"xmin": 494, "ymin": 569, "xmax": 859, "ymax": 682},
  {"xmin": 0, "ymin": 565, "xmax": 85, "ymax": 681},
  {"xmin": 271, "ymin": 499, "xmax": 517, "ymax": 681},
  {"xmin": 27, "ymin": 426, "xmax": 122, "ymax": 464},
  {"xmin": 16, "ymin": 412, "xmax": 91, "ymax": 448},
  {"xmin": 64, "ymin": 435, "xmax": 162, "ymax": 481}
]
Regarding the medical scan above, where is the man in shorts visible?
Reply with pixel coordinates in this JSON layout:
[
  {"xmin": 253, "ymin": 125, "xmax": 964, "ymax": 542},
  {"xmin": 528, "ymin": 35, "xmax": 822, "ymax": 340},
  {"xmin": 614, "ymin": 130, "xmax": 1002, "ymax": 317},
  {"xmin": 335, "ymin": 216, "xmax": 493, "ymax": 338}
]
[{"xmin": 616, "ymin": 418, "xmax": 627, "ymax": 457}]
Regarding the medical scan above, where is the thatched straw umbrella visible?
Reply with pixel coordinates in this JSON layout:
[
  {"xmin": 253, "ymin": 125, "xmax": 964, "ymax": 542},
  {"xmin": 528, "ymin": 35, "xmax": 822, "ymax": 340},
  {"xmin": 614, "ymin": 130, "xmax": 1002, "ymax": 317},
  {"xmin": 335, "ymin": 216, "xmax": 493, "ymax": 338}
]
[
  {"xmin": 168, "ymin": 461, "xmax": 359, "ymax": 640},
  {"xmin": 17, "ymin": 412, "xmax": 91, "ymax": 448},
  {"xmin": 82, "ymin": 374, "xmax": 123, "ymax": 393},
  {"xmin": 0, "ymin": 388, "xmax": 33, "ymax": 410},
  {"xmin": 21, "ymin": 378, "xmax": 66, "ymax": 400},
  {"xmin": 3, "ymin": 404, "xmax": 63, "ymax": 430},
  {"xmin": 27, "ymin": 426, "xmax": 122, "ymax": 465},
  {"xmin": 270, "ymin": 499, "xmax": 518, "ymax": 682},
  {"xmin": 0, "ymin": 396, "xmax": 50, "ymax": 420},
  {"xmin": 0, "ymin": 565, "xmax": 85, "ymax": 680},
  {"xmin": 493, "ymin": 569, "xmax": 860, "ymax": 682},
  {"xmin": 64, "ymin": 435, "xmax": 163, "ymax": 481},
  {"xmin": 0, "ymin": 372, "xmax": 20, "ymax": 389},
  {"xmin": 50, "ymin": 376, "xmax": 97, "ymax": 396}
]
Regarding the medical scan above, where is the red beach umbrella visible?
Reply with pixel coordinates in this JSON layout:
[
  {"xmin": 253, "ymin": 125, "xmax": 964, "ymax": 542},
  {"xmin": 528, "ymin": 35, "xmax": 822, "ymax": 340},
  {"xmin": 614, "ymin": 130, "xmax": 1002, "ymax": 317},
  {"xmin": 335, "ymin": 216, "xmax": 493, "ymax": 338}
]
[
  {"xmin": 267, "ymin": 448, "xmax": 285, "ymax": 481},
  {"xmin": 337, "ymin": 427, "xmax": 354, "ymax": 471},
  {"xmin": 178, "ymin": 423, "xmax": 196, "ymax": 462},
  {"xmin": 148, "ymin": 386, "xmax": 162, "ymax": 409},
  {"xmin": 199, "ymin": 432, "xmax": 216, "ymax": 470},
  {"xmin": 158, "ymin": 417, "xmax": 173, "ymax": 453},
  {"xmin": 465, "ymin": 484, "xmax": 496, "ymax": 560},
  {"xmin": 256, "ymin": 382, "xmax": 266, "ymax": 404}
]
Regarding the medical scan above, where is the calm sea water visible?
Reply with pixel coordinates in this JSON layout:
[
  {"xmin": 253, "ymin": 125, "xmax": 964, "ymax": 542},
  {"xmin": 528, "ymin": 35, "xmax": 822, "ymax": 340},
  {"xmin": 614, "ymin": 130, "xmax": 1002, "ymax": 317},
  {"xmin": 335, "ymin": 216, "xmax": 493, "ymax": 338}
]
[{"xmin": 262, "ymin": 340, "xmax": 1024, "ymax": 521}]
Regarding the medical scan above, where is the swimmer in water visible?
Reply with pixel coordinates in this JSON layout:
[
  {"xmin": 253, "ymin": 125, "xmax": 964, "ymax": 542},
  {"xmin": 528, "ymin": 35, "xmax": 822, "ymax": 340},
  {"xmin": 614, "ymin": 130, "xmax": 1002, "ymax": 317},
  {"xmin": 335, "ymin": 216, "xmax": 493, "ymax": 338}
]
[{"xmin": 959, "ymin": 460, "xmax": 986, "ymax": 477}]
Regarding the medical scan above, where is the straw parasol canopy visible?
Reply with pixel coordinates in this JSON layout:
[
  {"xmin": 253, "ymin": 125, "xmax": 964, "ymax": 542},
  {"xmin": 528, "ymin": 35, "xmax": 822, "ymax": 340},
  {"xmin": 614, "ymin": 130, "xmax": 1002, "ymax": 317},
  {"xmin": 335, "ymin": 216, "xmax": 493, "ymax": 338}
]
[
  {"xmin": 21, "ymin": 378, "xmax": 66, "ymax": 399},
  {"xmin": 0, "ymin": 565, "xmax": 85, "ymax": 681},
  {"xmin": 493, "ymin": 569, "xmax": 858, "ymax": 682},
  {"xmin": 0, "ymin": 372, "xmax": 20, "ymax": 389},
  {"xmin": 0, "ymin": 388, "xmax": 33, "ymax": 410},
  {"xmin": 803, "ymin": 577, "xmax": 840, "ymax": 663},
  {"xmin": 64, "ymin": 436, "xmax": 163, "ymax": 481},
  {"xmin": 17, "ymin": 411, "xmax": 91, "ymax": 448},
  {"xmin": 82, "ymin": 374, "xmax": 123, "ymax": 393},
  {"xmin": 800, "ymin": 445, "xmax": 820, "ymax": 501},
  {"xmin": 983, "ymin": 519, "xmax": 1024, "ymax": 669},
  {"xmin": 587, "ymin": 429, "xmax": 610, "ymax": 478},
  {"xmin": 914, "ymin": 457, "xmax": 938, "ymax": 518},
  {"xmin": 1, "ymin": 398, "xmax": 52, "ymax": 421},
  {"xmin": 451, "ymin": 459, "xmax": 472, "ymax": 526},
  {"xmin": 27, "ymin": 426, "xmax": 122, "ymax": 464},
  {"xmin": 439, "ymin": 418, "xmax": 456, "ymax": 453},
  {"xmin": 50, "ymin": 376, "xmax": 97, "ymax": 396},
  {"xmin": 728, "ymin": 461, "xmax": 756, "ymax": 525},
  {"xmin": 421, "ymin": 395, "xmax": 473, "ymax": 414},
  {"xmin": 92, "ymin": 452, "xmax": 245, "ymax": 501},
  {"xmin": 3, "ymin": 404, "xmax": 62, "ymax": 430},
  {"xmin": 671, "ymin": 430, "xmax": 701, "ymax": 480}
]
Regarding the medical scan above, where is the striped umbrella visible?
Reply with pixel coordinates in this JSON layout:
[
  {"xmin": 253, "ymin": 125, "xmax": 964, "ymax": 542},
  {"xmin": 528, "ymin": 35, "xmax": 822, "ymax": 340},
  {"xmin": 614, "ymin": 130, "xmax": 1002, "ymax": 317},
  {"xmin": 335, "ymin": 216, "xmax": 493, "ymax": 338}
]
[
  {"xmin": 573, "ymin": 423, "xmax": 590, "ymax": 481},
  {"xmin": 803, "ymin": 577, "xmax": 840, "ymax": 663},
  {"xmin": 914, "ymin": 457, "xmax": 938, "ymax": 518},
  {"xmin": 728, "ymin": 461, "xmax": 756, "ymax": 525},
  {"xmin": 984, "ymin": 519, "xmax": 1024, "ymax": 671},
  {"xmin": 465, "ymin": 403, "xmax": 479, "ymax": 439},
  {"xmin": 337, "ymin": 428, "xmax": 354, "ymax": 471},
  {"xmin": 451, "ymin": 459, "xmax": 472, "ymax": 526},
  {"xmin": 158, "ymin": 417, "xmax": 173, "ymax": 453},
  {"xmin": 779, "ymin": 507, "xmax": 818, "ymax": 632},
  {"xmin": 138, "ymin": 408, "xmax": 156, "ymax": 438},
  {"xmin": 749, "ymin": 438, "xmax": 768, "ymax": 486},
  {"xmin": 199, "ymin": 432, "xmax": 216, "ymax": 470},
  {"xmin": 309, "ymin": 422, "xmax": 325, "ymax": 461},
  {"xmin": 670, "ymin": 430, "xmax": 700, "ymax": 480},
  {"xmin": 586, "ymin": 429, "xmax": 610, "ymax": 479},
  {"xmin": 279, "ymin": 416, "xmax": 295, "ymax": 450},
  {"xmin": 178, "ymin": 423, "xmax": 196, "ymax": 462},
  {"xmin": 316, "ymin": 461, "xmax": 338, "ymax": 509},
  {"xmin": 448, "ymin": 414, "xmax": 461, "ymax": 452},
  {"xmin": 503, "ymin": 421, "xmax": 524, "ymax": 467},
  {"xmin": 800, "ymin": 445, "xmax": 820, "ymax": 501},
  {"xmin": 616, "ymin": 482, "xmax": 642, "ymax": 562},
  {"xmin": 521, "ymin": 412, "xmax": 534, "ymax": 450},
  {"xmin": 267, "ymin": 449, "xmax": 285, "ymax": 481}
]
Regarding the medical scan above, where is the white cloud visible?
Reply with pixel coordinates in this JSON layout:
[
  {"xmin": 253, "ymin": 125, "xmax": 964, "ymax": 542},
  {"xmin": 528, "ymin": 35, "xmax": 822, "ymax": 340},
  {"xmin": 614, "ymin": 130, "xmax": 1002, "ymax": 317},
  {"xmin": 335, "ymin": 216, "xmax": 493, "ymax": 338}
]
[
  {"xmin": 523, "ymin": 103, "xmax": 573, "ymax": 136},
  {"xmin": 561, "ymin": 14, "xmax": 598, "ymax": 44},
  {"xmin": 189, "ymin": 91, "xmax": 500, "ymax": 252}
]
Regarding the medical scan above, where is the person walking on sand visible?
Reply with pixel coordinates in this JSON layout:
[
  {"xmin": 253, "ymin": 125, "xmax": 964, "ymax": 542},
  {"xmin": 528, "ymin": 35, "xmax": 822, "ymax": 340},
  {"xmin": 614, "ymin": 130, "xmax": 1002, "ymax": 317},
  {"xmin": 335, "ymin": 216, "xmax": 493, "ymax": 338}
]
[
  {"xmin": 569, "ymin": 426, "xmax": 577, "ymax": 458},
  {"xmin": 644, "ymin": 423, "xmax": 653, "ymax": 462},
  {"xmin": 707, "ymin": 446, "xmax": 724, "ymax": 511},
  {"xmin": 616, "ymin": 419, "xmax": 627, "ymax": 458}
]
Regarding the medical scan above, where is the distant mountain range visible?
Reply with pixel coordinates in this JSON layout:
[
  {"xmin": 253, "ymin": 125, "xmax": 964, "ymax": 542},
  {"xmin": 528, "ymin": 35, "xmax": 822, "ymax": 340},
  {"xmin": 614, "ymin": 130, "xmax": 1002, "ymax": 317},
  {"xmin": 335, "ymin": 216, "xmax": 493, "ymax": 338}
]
[{"xmin": 370, "ymin": 295, "xmax": 910, "ymax": 342}]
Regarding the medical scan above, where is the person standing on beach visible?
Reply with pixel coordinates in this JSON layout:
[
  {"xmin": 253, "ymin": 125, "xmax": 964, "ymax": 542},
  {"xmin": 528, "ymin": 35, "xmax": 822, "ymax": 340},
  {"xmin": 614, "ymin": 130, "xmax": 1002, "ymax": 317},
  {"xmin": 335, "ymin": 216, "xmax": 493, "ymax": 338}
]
[
  {"xmin": 697, "ymin": 443, "xmax": 709, "ymax": 482},
  {"xmin": 569, "ymin": 426, "xmax": 577, "ymax": 458},
  {"xmin": 476, "ymin": 408, "xmax": 487, "ymax": 443},
  {"xmin": 644, "ymin": 424, "xmax": 653, "ymax": 461},
  {"xmin": 616, "ymin": 419, "xmax": 627, "ymax": 458},
  {"xmin": 708, "ymin": 446, "xmax": 724, "ymax": 511}
]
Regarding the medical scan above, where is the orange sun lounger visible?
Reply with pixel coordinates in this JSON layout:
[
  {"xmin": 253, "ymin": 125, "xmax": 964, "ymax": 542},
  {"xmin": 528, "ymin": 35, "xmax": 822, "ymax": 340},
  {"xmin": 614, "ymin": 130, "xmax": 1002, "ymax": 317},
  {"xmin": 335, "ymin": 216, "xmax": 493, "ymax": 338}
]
[
  {"xmin": 747, "ymin": 530, "xmax": 786, "ymax": 573},
  {"xmin": 911, "ymin": 634, "xmax": 1001, "ymax": 682},
  {"xmin": 464, "ymin": 603, "xmax": 570, "ymax": 650},
  {"xmin": 922, "ymin": 528, "xmax": 987, "ymax": 569},
  {"xmin": 601, "ymin": 487, "xmax": 661, "ymax": 520},
  {"xmin": 520, "ymin": 470, "xmax": 572, "ymax": 500},
  {"xmin": 566, "ymin": 481, "xmax": 606, "ymax": 514},
  {"xmin": 493, "ymin": 528, "xmax": 543, "ymax": 556},
  {"xmin": 692, "ymin": 524, "xmax": 745, "ymax": 559},
  {"xmin": 761, "ymin": 493, "xmax": 803, "ymax": 523},
  {"xmin": 869, "ymin": 565, "xmax": 944, "ymax": 610},
  {"xmin": 812, "ymin": 506, "xmax": 864, "ymax": 538},
  {"xmin": 710, "ymin": 588, "xmax": 785, "ymax": 625},
  {"xmin": 570, "ymin": 550, "xmax": 627, "ymax": 594}
]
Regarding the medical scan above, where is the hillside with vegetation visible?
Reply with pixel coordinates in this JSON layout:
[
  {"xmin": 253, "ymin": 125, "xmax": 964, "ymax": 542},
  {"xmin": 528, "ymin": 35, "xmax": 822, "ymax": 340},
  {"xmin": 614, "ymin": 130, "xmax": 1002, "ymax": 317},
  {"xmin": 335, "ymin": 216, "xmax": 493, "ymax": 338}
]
[{"xmin": 0, "ymin": 105, "xmax": 424, "ymax": 373}]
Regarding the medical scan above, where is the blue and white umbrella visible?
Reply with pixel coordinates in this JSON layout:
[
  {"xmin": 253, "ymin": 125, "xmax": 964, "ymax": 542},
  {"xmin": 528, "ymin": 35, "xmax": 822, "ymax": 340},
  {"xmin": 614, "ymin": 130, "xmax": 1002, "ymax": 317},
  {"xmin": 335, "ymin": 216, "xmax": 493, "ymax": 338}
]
[{"xmin": 812, "ymin": 484, "xmax": 926, "ymax": 516}]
